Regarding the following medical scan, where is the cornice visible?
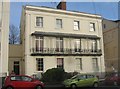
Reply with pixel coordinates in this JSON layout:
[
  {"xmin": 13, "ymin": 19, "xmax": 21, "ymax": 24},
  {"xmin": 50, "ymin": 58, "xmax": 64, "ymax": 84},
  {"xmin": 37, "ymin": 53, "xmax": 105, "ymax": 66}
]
[{"xmin": 25, "ymin": 5, "xmax": 102, "ymax": 19}]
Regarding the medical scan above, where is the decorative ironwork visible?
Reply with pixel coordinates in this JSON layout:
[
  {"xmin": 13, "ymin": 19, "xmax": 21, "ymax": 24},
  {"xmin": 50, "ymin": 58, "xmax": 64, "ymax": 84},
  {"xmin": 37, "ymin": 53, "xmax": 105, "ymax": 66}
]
[{"xmin": 31, "ymin": 48, "xmax": 102, "ymax": 56}]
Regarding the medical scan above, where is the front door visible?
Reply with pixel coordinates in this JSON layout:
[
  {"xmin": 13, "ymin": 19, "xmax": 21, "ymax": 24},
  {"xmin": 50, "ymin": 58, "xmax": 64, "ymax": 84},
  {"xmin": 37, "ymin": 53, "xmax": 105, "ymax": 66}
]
[{"xmin": 14, "ymin": 61, "xmax": 20, "ymax": 75}]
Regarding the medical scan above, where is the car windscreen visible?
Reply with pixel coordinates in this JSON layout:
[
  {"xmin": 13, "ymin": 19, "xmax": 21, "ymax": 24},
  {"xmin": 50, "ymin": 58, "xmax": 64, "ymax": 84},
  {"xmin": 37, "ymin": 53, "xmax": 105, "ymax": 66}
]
[{"xmin": 71, "ymin": 75, "xmax": 78, "ymax": 79}]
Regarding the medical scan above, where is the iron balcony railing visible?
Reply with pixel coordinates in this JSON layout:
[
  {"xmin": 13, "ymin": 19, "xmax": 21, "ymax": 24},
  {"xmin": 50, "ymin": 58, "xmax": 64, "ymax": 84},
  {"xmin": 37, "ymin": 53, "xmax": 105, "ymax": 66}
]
[{"xmin": 31, "ymin": 48, "xmax": 102, "ymax": 56}]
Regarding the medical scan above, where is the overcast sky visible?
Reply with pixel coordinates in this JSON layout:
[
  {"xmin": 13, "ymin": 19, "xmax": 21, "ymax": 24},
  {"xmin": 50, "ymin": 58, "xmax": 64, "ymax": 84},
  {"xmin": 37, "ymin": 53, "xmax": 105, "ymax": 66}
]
[{"xmin": 10, "ymin": 2, "xmax": 118, "ymax": 28}]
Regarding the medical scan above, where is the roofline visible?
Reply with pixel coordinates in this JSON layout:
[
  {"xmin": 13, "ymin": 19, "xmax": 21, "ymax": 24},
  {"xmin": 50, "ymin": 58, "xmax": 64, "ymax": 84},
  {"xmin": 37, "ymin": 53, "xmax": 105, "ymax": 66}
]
[
  {"xmin": 24, "ymin": 5, "xmax": 102, "ymax": 19},
  {"xmin": 103, "ymin": 18, "xmax": 119, "ymax": 22}
]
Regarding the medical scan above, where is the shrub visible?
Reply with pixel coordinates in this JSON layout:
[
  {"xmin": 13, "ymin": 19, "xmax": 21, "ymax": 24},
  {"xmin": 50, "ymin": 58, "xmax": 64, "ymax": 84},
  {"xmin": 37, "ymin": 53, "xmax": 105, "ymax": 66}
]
[
  {"xmin": 64, "ymin": 71, "xmax": 79, "ymax": 79},
  {"xmin": 41, "ymin": 68, "xmax": 65, "ymax": 82}
]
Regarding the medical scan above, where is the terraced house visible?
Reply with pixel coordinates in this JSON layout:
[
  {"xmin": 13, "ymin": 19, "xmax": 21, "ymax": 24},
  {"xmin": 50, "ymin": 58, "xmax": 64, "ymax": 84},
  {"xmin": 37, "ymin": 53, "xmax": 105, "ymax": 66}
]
[
  {"xmin": 20, "ymin": 2, "xmax": 105, "ymax": 77},
  {"xmin": 0, "ymin": 2, "xmax": 10, "ymax": 77}
]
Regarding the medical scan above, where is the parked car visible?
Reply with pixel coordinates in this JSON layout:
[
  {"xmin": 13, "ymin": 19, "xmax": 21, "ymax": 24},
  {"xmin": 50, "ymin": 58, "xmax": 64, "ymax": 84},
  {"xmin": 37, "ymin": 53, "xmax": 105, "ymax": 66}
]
[
  {"xmin": 63, "ymin": 74, "xmax": 99, "ymax": 88},
  {"xmin": 3, "ymin": 75, "xmax": 44, "ymax": 89},
  {"xmin": 104, "ymin": 73, "xmax": 120, "ymax": 86}
]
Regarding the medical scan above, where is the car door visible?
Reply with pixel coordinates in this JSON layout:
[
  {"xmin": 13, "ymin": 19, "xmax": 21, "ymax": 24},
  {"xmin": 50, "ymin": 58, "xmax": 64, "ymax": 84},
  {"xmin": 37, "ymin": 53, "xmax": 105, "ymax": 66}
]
[
  {"xmin": 21, "ymin": 76, "xmax": 35, "ymax": 89},
  {"xmin": 10, "ymin": 76, "xmax": 23, "ymax": 89},
  {"xmin": 76, "ymin": 75, "xmax": 88, "ymax": 87},
  {"xmin": 86, "ymin": 75, "xmax": 95, "ymax": 86}
]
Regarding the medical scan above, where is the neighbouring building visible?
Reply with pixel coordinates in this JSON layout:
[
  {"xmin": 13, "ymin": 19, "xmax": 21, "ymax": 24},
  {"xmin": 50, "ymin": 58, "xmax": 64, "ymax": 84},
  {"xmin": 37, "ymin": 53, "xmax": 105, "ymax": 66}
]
[
  {"xmin": 9, "ymin": 45, "xmax": 23, "ymax": 75},
  {"xmin": 0, "ymin": 2, "xmax": 10, "ymax": 77},
  {"xmin": 103, "ymin": 19, "xmax": 119, "ymax": 73},
  {"xmin": 20, "ymin": 2, "xmax": 105, "ymax": 77}
]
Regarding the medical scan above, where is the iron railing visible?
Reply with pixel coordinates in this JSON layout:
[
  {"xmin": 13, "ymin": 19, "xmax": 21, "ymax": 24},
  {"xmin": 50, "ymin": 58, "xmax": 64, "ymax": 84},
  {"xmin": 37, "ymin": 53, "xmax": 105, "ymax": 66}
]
[{"xmin": 31, "ymin": 48, "xmax": 102, "ymax": 56}]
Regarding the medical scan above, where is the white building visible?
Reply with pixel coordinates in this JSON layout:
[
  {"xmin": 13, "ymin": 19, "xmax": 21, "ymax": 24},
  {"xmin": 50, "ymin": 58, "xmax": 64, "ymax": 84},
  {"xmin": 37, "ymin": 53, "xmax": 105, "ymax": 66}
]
[
  {"xmin": 0, "ymin": 2, "xmax": 10, "ymax": 77},
  {"xmin": 20, "ymin": 2, "xmax": 105, "ymax": 77}
]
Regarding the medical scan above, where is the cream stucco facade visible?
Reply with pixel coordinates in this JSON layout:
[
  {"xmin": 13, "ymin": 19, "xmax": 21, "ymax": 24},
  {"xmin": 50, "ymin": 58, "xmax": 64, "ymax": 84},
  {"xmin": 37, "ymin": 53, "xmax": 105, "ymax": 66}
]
[
  {"xmin": 0, "ymin": 2, "xmax": 10, "ymax": 77},
  {"xmin": 20, "ymin": 5, "xmax": 105, "ymax": 77}
]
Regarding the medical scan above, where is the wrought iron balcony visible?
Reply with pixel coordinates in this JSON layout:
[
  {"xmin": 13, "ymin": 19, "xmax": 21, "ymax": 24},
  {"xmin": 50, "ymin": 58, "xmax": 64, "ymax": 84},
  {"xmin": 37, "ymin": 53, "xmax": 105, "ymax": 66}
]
[{"xmin": 30, "ymin": 48, "xmax": 102, "ymax": 56}]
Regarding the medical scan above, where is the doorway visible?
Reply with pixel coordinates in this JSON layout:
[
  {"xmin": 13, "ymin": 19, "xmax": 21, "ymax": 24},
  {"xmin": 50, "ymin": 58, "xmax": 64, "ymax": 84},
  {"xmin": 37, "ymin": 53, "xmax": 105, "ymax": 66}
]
[{"xmin": 14, "ymin": 61, "xmax": 20, "ymax": 75}]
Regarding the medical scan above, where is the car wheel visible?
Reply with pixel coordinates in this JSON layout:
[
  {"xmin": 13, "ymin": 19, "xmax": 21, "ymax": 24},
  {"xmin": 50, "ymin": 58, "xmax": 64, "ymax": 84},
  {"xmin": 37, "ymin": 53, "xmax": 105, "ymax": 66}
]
[
  {"xmin": 71, "ymin": 84, "xmax": 77, "ymax": 89},
  {"xmin": 36, "ymin": 85, "xmax": 42, "ymax": 89},
  {"xmin": 114, "ymin": 81, "xmax": 118, "ymax": 86},
  {"xmin": 6, "ymin": 86, "xmax": 14, "ymax": 89},
  {"xmin": 93, "ymin": 82, "xmax": 99, "ymax": 87}
]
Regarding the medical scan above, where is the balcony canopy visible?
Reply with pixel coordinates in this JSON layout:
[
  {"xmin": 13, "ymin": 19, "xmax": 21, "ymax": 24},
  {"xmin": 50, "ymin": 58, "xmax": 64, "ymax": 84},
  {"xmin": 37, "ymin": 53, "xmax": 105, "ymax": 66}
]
[{"xmin": 31, "ymin": 31, "xmax": 100, "ymax": 39}]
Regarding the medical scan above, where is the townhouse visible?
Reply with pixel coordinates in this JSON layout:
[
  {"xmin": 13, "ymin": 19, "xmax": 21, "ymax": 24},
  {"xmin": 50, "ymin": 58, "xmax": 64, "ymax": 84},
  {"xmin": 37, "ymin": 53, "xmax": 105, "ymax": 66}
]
[
  {"xmin": 19, "ymin": 2, "xmax": 105, "ymax": 77},
  {"xmin": 0, "ymin": 2, "xmax": 10, "ymax": 77}
]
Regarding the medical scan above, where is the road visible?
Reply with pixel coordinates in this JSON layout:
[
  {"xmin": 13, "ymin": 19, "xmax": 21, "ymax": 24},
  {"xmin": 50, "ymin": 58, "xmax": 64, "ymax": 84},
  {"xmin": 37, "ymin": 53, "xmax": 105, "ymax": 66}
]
[{"xmin": 44, "ymin": 84, "xmax": 120, "ymax": 89}]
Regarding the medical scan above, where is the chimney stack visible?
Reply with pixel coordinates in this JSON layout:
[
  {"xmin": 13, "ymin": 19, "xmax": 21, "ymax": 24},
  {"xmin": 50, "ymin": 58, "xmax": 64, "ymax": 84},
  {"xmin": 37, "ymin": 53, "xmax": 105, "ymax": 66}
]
[{"xmin": 57, "ymin": 0, "xmax": 66, "ymax": 10}]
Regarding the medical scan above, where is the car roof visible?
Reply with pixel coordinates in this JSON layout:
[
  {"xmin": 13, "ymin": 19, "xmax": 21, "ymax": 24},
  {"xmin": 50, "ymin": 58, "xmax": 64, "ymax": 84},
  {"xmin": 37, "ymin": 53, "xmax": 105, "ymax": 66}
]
[
  {"xmin": 79, "ymin": 73, "xmax": 95, "ymax": 76},
  {"xmin": 9, "ymin": 75, "xmax": 32, "ymax": 77}
]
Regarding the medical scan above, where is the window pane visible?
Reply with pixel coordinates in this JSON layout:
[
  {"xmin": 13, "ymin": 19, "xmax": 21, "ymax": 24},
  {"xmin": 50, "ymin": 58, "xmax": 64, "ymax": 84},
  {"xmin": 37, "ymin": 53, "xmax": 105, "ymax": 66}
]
[
  {"xmin": 11, "ymin": 76, "xmax": 22, "ymax": 81},
  {"xmin": 90, "ymin": 23, "xmax": 95, "ymax": 31},
  {"xmin": 56, "ymin": 19, "xmax": 62, "ymax": 28},
  {"xmin": 36, "ymin": 17, "xmax": 43, "ymax": 27},
  {"xmin": 57, "ymin": 58, "xmax": 64, "ymax": 68},
  {"xmin": 22, "ymin": 76, "xmax": 32, "ymax": 82},
  {"xmin": 74, "ymin": 21, "xmax": 78, "ymax": 25},
  {"xmin": 76, "ymin": 58, "xmax": 82, "ymax": 70},
  {"xmin": 74, "ymin": 39, "xmax": 80, "ymax": 52},
  {"xmin": 36, "ymin": 40, "xmax": 39, "ymax": 51},
  {"xmin": 74, "ymin": 21, "xmax": 79, "ymax": 30},
  {"xmin": 56, "ymin": 38, "xmax": 63, "ymax": 52},
  {"xmin": 35, "ymin": 37, "xmax": 43, "ymax": 52},
  {"xmin": 92, "ymin": 58, "xmax": 99, "ymax": 71},
  {"xmin": 36, "ymin": 58, "xmax": 43, "ymax": 71},
  {"xmin": 91, "ymin": 40, "xmax": 97, "ymax": 51}
]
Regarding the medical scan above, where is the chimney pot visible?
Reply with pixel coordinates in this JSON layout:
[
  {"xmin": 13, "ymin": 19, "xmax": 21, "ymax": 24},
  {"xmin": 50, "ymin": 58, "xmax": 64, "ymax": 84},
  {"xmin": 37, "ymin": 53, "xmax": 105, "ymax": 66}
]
[{"xmin": 57, "ymin": 0, "xmax": 66, "ymax": 10}]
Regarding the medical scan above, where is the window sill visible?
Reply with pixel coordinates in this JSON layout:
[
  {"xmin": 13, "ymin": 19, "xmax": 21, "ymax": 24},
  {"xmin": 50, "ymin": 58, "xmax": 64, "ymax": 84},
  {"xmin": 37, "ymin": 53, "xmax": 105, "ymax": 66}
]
[
  {"xmin": 55, "ymin": 28, "xmax": 64, "ymax": 30},
  {"xmin": 89, "ymin": 30, "xmax": 95, "ymax": 32},
  {"xmin": 35, "ymin": 26, "xmax": 44, "ymax": 29},
  {"xmin": 74, "ymin": 29, "xmax": 80, "ymax": 31}
]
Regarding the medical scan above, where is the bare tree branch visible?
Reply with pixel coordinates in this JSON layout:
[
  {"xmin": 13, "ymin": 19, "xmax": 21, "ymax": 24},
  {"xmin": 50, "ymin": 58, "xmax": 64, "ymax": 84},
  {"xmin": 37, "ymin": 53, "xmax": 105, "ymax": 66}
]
[{"xmin": 9, "ymin": 24, "xmax": 20, "ymax": 44}]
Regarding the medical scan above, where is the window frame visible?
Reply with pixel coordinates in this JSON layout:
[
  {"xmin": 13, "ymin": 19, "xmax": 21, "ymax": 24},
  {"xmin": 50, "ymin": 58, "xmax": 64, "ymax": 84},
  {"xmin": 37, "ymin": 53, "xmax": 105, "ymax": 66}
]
[
  {"xmin": 57, "ymin": 58, "xmax": 64, "ymax": 69},
  {"xmin": 74, "ymin": 39, "xmax": 81, "ymax": 52},
  {"xmin": 76, "ymin": 58, "xmax": 82, "ymax": 70},
  {"xmin": 56, "ymin": 37, "xmax": 63, "ymax": 52},
  {"xmin": 74, "ymin": 20, "xmax": 80, "ymax": 30},
  {"xmin": 36, "ymin": 58, "xmax": 44, "ymax": 71},
  {"xmin": 92, "ymin": 58, "xmax": 99, "ymax": 71},
  {"xmin": 91, "ymin": 40, "xmax": 97, "ymax": 52},
  {"xmin": 35, "ymin": 36, "xmax": 44, "ymax": 52},
  {"xmin": 90, "ymin": 22, "xmax": 95, "ymax": 32},
  {"xmin": 36, "ymin": 17, "xmax": 43, "ymax": 27},
  {"xmin": 56, "ymin": 19, "xmax": 62, "ymax": 29}
]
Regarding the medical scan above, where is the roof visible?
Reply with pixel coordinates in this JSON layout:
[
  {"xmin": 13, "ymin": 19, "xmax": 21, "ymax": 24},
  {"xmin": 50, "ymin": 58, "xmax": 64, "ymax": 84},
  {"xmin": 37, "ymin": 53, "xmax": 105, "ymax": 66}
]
[
  {"xmin": 103, "ymin": 18, "xmax": 120, "ymax": 22},
  {"xmin": 114, "ymin": 20, "xmax": 120, "ymax": 22}
]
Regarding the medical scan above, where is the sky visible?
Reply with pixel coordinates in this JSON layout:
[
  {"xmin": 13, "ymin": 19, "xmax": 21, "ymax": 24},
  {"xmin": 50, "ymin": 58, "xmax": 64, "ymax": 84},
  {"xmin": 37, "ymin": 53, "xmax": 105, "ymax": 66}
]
[{"xmin": 10, "ymin": 2, "xmax": 118, "ymax": 28}]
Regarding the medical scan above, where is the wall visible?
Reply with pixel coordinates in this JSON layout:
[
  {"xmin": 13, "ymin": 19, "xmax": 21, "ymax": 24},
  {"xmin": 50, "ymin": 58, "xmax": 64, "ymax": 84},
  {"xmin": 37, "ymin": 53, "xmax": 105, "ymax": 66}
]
[
  {"xmin": 9, "ymin": 45, "xmax": 24, "ymax": 74},
  {"xmin": 0, "ymin": 2, "xmax": 10, "ymax": 76},
  {"xmin": 103, "ymin": 19, "xmax": 118, "ymax": 73}
]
